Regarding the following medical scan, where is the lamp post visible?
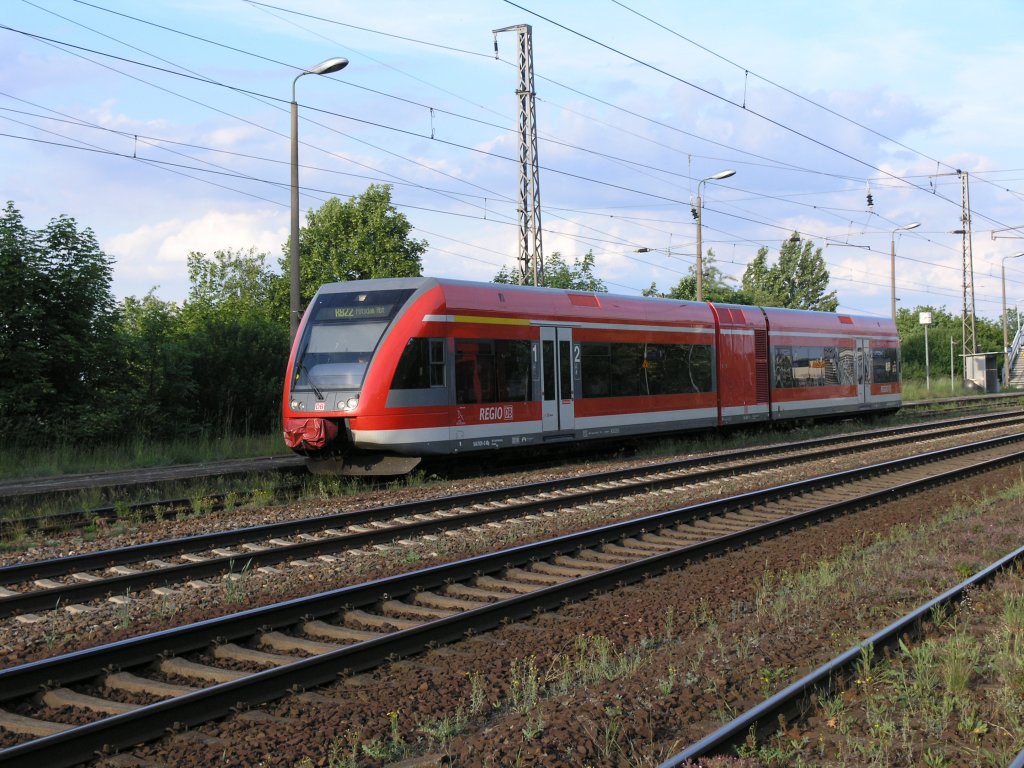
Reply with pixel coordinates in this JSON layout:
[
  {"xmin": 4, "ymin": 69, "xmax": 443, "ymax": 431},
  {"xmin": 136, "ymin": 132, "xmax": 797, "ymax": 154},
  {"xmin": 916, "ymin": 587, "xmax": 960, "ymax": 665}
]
[
  {"xmin": 695, "ymin": 169, "xmax": 735, "ymax": 302},
  {"xmin": 889, "ymin": 222, "xmax": 919, "ymax": 321},
  {"xmin": 290, "ymin": 56, "xmax": 349, "ymax": 341},
  {"xmin": 1001, "ymin": 251, "xmax": 1024, "ymax": 385},
  {"xmin": 919, "ymin": 311, "xmax": 932, "ymax": 391}
]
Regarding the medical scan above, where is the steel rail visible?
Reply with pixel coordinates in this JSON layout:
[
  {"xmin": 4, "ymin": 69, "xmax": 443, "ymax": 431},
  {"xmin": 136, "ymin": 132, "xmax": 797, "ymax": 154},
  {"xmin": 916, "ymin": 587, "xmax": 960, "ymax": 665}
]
[
  {"xmin": 9, "ymin": 409, "xmax": 1022, "ymax": 580},
  {"xmin": 658, "ymin": 542, "xmax": 1024, "ymax": 767},
  {"xmin": 0, "ymin": 394, "xmax": 1016, "ymax": 515},
  {"xmin": 0, "ymin": 455, "xmax": 306, "ymax": 502},
  {"xmin": 0, "ymin": 481, "xmax": 305, "ymax": 535},
  {"xmin": 2, "ymin": 412, "xmax": 1021, "ymax": 617},
  {"xmin": 1, "ymin": 434, "xmax": 1023, "ymax": 766}
]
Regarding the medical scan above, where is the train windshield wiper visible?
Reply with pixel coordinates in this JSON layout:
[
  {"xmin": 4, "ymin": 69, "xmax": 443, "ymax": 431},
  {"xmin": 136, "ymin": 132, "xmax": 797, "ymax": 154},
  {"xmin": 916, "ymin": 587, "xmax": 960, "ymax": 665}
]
[
  {"xmin": 301, "ymin": 364, "xmax": 324, "ymax": 401},
  {"xmin": 293, "ymin": 347, "xmax": 325, "ymax": 401}
]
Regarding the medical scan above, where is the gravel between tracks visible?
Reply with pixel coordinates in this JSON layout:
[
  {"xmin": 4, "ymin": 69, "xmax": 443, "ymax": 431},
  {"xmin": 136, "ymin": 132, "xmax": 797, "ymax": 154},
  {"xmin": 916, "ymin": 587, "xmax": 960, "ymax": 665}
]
[{"xmin": 3, "ymin": 425, "xmax": 1024, "ymax": 767}]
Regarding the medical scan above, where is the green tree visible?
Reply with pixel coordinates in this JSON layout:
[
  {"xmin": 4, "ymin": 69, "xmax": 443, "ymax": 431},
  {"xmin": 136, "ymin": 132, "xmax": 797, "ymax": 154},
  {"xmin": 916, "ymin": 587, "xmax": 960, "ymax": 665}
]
[
  {"xmin": 287, "ymin": 184, "xmax": 427, "ymax": 307},
  {"xmin": 39, "ymin": 213, "xmax": 121, "ymax": 435},
  {"xmin": 493, "ymin": 250, "xmax": 607, "ymax": 291},
  {"xmin": 742, "ymin": 233, "xmax": 838, "ymax": 311},
  {"xmin": 182, "ymin": 248, "xmax": 288, "ymax": 435},
  {"xmin": 896, "ymin": 305, "xmax": 1002, "ymax": 382},
  {"xmin": 116, "ymin": 292, "xmax": 197, "ymax": 440},
  {"xmin": 649, "ymin": 250, "xmax": 755, "ymax": 304},
  {"xmin": 0, "ymin": 203, "xmax": 122, "ymax": 443},
  {"xmin": 0, "ymin": 202, "xmax": 50, "ymax": 438}
]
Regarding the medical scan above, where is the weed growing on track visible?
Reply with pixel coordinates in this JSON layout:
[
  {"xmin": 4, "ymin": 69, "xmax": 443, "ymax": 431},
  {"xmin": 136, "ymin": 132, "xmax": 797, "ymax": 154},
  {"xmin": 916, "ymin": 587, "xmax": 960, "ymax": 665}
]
[
  {"xmin": 508, "ymin": 656, "xmax": 540, "ymax": 713},
  {"xmin": 222, "ymin": 559, "xmax": 253, "ymax": 604},
  {"xmin": 546, "ymin": 635, "xmax": 648, "ymax": 695},
  {"xmin": 114, "ymin": 590, "xmax": 133, "ymax": 629},
  {"xmin": 189, "ymin": 493, "xmax": 214, "ymax": 517},
  {"xmin": 155, "ymin": 591, "xmax": 179, "ymax": 620},
  {"xmin": 360, "ymin": 709, "xmax": 408, "ymax": 762},
  {"xmin": 735, "ymin": 494, "xmax": 1024, "ymax": 767},
  {"xmin": 295, "ymin": 729, "xmax": 362, "ymax": 768},
  {"xmin": 521, "ymin": 710, "xmax": 545, "ymax": 741},
  {"xmin": 0, "ymin": 521, "xmax": 28, "ymax": 551},
  {"xmin": 657, "ymin": 664, "xmax": 677, "ymax": 695},
  {"xmin": 417, "ymin": 706, "xmax": 470, "ymax": 747}
]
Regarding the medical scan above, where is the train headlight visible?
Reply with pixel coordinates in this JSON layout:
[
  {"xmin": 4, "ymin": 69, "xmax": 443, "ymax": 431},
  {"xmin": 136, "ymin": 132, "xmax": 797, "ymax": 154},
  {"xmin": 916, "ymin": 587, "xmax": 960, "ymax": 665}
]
[
  {"xmin": 290, "ymin": 400, "xmax": 304, "ymax": 410},
  {"xmin": 340, "ymin": 396, "xmax": 359, "ymax": 411}
]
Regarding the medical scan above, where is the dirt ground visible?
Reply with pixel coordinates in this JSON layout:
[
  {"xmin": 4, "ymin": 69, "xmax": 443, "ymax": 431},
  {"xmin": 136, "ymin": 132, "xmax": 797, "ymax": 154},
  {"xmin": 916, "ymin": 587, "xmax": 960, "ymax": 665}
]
[
  {"xmin": 5, "ymin": 426, "xmax": 1024, "ymax": 767},
  {"xmin": 108, "ymin": 466, "xmax": 1024, "ymax": 768}
]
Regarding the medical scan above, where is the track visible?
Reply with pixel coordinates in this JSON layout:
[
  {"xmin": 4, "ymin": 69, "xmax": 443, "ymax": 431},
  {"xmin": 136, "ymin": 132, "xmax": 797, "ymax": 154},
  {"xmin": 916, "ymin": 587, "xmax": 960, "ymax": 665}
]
[
  {"xmin": 0, "ymin": 455, "xmax": 305, "ymax": 505},
  {"xmin": 2, "ymin": 393, "xmax": 1021, "ymax": 518},
  {"xmin": 661, "ymin": 539, "xmax": 1024, "ymax": 766},
  {"xmin": 3, "ymin": 411, "xmax": 1022, "ymax": 619},
  {"xmin": 1, "ymin": 433, "xmax": 1023, "ymax": 766}
]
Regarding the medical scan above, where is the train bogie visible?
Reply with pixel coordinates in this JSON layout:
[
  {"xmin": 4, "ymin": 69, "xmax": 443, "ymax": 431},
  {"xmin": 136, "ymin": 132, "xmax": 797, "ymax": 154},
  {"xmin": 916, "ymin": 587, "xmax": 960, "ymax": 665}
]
[{"xmin": 282, "ymin": 278, "xmax": 901, "ymax": 474}]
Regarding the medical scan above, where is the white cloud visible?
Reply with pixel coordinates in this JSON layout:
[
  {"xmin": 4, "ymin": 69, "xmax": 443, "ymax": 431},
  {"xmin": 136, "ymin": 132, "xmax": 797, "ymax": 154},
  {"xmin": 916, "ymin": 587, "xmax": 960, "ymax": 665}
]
[{"xmin": 105, "ymin": 209, "xmax": 287, "ymax": 301}]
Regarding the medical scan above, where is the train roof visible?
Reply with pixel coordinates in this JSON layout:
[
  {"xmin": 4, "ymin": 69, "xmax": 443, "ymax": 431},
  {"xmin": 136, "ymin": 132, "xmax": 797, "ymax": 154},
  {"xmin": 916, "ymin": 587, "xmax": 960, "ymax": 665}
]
[
  {"xmin": 314, "ymin": 276, "xmax": 716, "ymax": 327},
  {"xmin": 310, "ymin": 277, "xmax": 896, "ymax": 334}
]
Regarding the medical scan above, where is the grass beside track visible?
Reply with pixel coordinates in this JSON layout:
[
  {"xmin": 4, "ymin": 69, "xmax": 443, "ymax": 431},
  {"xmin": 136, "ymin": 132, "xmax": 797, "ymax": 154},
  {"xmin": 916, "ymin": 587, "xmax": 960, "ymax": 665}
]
[
  {"xmin": 2, "ymin": 385, "xmax": 1020, "ymax": 544},
  {"xmin": 0, "ymin": 431, "xmax": 288, "ymax": 480},
  {"xmin": 0, "ymin": 378, "xmax": 1001, "ymax": 481}
]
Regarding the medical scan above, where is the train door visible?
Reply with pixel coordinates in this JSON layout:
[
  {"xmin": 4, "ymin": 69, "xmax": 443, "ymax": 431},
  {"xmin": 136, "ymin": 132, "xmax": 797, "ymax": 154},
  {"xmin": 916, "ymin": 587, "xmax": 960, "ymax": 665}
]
[
  {"xmin": 539, "ymin": 326, "xmax": 575, "ymax": 433},
  {"xmin": 855, "ymin": 338, "xmax": 869, "ymax": 403}
]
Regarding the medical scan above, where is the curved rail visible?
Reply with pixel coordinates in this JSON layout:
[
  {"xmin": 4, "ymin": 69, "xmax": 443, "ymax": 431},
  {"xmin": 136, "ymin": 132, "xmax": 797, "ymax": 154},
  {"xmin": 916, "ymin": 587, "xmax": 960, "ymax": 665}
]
[{"xmin": 659, "ymin": 540, "xmax": 1024, "ymax": 766}]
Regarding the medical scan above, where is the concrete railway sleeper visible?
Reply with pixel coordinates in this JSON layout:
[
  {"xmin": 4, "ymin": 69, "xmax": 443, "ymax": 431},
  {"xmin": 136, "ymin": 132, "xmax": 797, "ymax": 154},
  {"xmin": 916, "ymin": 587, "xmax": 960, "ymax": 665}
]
[
  {"xmin": 1, "ymin": 434, "xmax": 1024, "ymax": 766},
  {"xmin": 660, "ymin": 539, "xmax": 1024, "ymax": 767},
  {"xmin": 2, "ymin": 412, "xmax": 1023, "ymax": 619}
]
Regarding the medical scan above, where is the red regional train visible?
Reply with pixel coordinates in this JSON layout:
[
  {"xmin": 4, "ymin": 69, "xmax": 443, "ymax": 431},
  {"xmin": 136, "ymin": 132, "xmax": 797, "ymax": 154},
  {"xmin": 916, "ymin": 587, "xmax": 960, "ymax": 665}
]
[{"xmin": 282, "ymin": 277, "xmax": 901, "ymax": 474}]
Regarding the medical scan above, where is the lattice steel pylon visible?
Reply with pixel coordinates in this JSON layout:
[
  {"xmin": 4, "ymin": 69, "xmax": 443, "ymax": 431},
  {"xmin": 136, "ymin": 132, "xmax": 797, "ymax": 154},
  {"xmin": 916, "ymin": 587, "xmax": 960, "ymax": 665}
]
[
  {"xmin": 959, "ymin": 170, "xmax": 977, "ymax": 369},
  {"xmin": 494, "ymin": 24, "xmax": 544, "ymax": 286}
]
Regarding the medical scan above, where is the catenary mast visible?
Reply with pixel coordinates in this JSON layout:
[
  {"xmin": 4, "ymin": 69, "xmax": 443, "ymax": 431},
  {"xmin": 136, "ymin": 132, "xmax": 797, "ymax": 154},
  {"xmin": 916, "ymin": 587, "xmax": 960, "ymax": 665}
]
[{"xmin": 494, "ymin": 24, "xmax": 544, "ymax": 286}]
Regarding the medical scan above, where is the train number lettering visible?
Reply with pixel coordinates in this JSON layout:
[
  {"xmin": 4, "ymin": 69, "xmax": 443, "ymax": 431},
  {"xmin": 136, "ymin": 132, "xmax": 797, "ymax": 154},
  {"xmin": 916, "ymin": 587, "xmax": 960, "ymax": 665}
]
[{"xmin": 479, "ymin": 405, "xmax": 514, "ymax": 421}]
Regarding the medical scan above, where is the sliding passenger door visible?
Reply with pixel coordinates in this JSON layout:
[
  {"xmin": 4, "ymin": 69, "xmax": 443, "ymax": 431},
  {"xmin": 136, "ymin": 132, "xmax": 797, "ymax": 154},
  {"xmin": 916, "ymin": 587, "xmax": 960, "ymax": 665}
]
[
  {"xmin": 856, "ymin": 338, "xmax": 869, "ymax": 404},
  {"xmin": 539, "ymin": 326, "xmax": 575, "ymax": 433}
]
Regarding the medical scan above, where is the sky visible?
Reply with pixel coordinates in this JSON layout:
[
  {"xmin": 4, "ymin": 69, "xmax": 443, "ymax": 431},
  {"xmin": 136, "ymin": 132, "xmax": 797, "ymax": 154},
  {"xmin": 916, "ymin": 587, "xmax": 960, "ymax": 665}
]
[{"xmin": 4, "ymin": 0, "xmax": 1024, "ymax": 328}]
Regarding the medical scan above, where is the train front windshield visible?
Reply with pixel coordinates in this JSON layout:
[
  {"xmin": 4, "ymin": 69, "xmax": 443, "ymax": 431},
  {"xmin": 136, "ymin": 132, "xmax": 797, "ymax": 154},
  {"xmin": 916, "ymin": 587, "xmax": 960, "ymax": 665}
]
[{"xmin": 292, "ymin": 288, "xmax": 414, "ymax": 393}]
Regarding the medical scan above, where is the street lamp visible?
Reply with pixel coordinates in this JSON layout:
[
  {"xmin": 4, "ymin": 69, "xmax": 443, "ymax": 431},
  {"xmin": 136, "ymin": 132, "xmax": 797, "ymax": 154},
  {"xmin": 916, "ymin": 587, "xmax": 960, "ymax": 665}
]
[
  {"xmin": 1001, "ymin": 251, "xmax": 1024, "ymax": 385},
  {"xmin": 290, "ymin": 56, "xmax": 349, "ymax": 341},
  {"xmin": 694, "ymin": 169, "xmax": 735, "ymax": 302},
  {"xmin": 889, "ymin": 222, "xmax": 919, "ymax": 321}
]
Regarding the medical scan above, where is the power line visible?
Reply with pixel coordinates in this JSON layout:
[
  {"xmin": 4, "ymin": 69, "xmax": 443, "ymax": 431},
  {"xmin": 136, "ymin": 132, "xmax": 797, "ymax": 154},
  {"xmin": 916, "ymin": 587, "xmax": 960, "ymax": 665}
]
[{"xmin": 7, "ymin": 4, "xmax": 1022, "ymax": 313}]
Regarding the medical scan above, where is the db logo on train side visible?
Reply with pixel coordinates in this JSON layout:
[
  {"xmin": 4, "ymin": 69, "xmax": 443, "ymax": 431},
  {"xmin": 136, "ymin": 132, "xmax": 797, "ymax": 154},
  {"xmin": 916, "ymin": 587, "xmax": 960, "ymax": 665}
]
[{"xmin": 479, "ymin": 406, "xmax": 514, "ymax": 421}]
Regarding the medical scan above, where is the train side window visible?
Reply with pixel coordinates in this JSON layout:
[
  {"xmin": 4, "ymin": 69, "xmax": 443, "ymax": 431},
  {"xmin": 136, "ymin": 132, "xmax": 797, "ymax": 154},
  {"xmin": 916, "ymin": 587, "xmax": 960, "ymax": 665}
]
[
  {"xmin": 455, "ymin": 339, "xmax": 531, "ymax": 403},
  {"xmin": 455, "ymin": 340, "xmax": 496, "ymax": 404},
  {"xmin": 823, "ymin": 347, "xmax": 840, "ymax": 385},
  {"xmin": 580, "ymin": 342, "xmax": 712, "ymax": 397},
  {"xmin": 838, "ymin": 347, "xmax": 857, "ymax": 385},
  {"xmin": 392, "ymin": 337, "xmax": 445, "ymax": 390},
  {"xmin": 774, "ymin": 346, "xmax": 794, "ymax": 388},
  {"xmin": 559, "ymin": 340, "xmax": 573, "ymax": 399},
  {"xmin": 683, "ymin": 344, "xmax": 713, "ymax": 393},
  {"xmin": 610, "ymin": 344, "xmax": 643, "ymax": 396},
  {"xmin": 542, "ymin": 341, "xmax": 556, "ymax": 401},
  {"xmin": 649, "ymin": 344, "xmax": 713, "ymax": 394},
  {"xmin": 429, "ymin": 340, "xmax": 445, "ymax": 387},
  {"xmin": 580, "ymin": 343, "xmax": 610, "ymax": 398},
  {"xmin": 495, "ymin": 340, "xmax": 532, "ymax": 401},
  {"xmin": 791, "ymin": 346, "xmax": 809, "ymax": 386},
  {"xmin": 871, "ymin": 347, "xmax": 899, "ymax": 383}
]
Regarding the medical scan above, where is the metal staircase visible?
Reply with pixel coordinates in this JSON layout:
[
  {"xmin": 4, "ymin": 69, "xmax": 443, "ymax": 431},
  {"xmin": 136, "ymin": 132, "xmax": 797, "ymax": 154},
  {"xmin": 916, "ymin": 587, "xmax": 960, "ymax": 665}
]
[{"xmin": 1008, "ymin": 325, "xmax": 1024, "ymax": 388}]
